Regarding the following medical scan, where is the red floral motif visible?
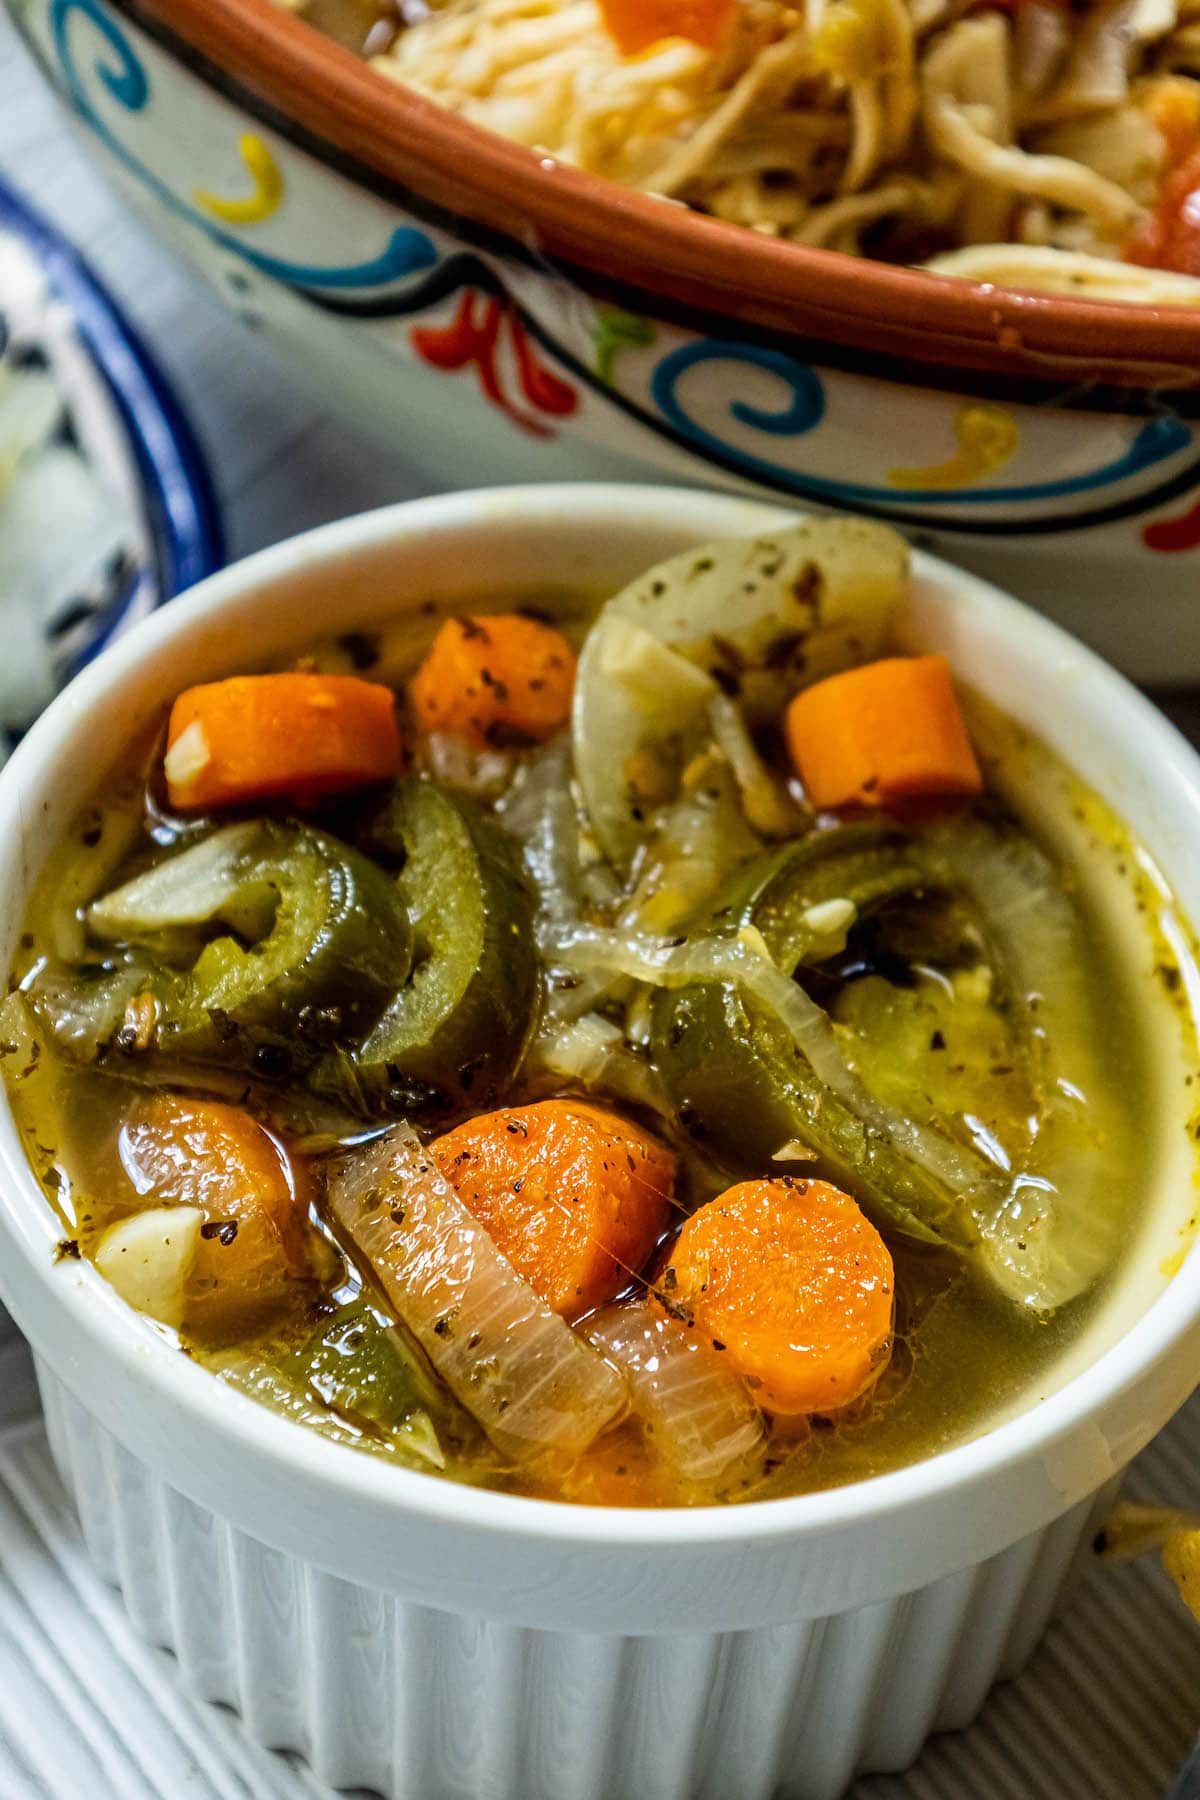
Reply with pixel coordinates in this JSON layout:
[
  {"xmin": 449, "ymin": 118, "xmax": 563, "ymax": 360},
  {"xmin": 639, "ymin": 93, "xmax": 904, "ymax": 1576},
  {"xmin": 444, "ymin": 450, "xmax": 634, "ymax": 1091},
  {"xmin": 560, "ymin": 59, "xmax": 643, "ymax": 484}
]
[
  {"xmin": 411, "ymin": 291, "xmax": 577, "ymax": 436},
  {"xmin": 1143, "ymin": 501, "xmax": 1200, "ymax": 552}
]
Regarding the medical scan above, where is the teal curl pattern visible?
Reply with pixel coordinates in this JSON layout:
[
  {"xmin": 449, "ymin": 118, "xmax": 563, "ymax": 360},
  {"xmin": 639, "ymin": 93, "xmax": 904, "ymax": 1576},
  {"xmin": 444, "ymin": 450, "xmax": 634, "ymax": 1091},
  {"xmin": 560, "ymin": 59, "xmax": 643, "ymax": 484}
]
[
  {"xmin": 48, "ymin": 0, "xmax": 438, "ymax": 289},
  {"xmin": 650, "ymin": 341, "xmax": 1192, "ymax": 507}
]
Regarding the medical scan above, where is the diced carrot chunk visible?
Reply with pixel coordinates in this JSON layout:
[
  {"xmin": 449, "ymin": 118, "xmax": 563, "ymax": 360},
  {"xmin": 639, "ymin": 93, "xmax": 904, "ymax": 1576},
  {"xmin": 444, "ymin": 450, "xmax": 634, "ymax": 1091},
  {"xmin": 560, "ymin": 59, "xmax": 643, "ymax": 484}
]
[
  {"xmin": 165, "ymin": 672, "xmax": 402, "ymax": 811},
  {"xmin": 784, "ymin": 654, "xmax": 982, "ymax": 811},
  {"xmin": 410, "ymin": 614, "xmax": 576, "ymax": 748},
  {"xmin": 430, "ymin": 1099, "xmax": 676, "ymax": 1317},
  {"xmin": 661, "ymin": 1177, "xmax": 894, "ymax": 1415},
  {"xmin": 118, "ymin": 1095, "xmax": 317, "ymax": 1333}
]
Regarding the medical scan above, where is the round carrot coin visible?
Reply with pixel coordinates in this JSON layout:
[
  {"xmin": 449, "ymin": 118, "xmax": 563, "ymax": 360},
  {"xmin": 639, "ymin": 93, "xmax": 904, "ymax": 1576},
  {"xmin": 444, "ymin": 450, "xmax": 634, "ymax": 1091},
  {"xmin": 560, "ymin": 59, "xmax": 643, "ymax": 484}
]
[
  {"xmin": 661, "ymin": 1177, "xmax": 894, "ymax": 1414},
  {"xmin": 430, "ymin": 1099, "xmax": 676, "ymax": 1317}
]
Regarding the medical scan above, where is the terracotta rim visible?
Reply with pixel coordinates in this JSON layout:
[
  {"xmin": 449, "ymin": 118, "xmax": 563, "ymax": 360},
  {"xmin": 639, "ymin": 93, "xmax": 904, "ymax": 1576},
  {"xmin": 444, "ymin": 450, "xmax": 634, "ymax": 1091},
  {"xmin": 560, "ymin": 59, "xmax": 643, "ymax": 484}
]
[{"xmin": 125, "ymin": 0, "xmax": 1200, "ymax": 387}]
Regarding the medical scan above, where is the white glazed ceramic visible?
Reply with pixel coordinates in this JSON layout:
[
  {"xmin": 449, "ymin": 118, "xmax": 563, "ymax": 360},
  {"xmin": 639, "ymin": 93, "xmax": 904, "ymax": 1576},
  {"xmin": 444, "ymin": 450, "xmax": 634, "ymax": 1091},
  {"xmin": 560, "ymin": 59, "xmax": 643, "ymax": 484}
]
[
  {"xmin": 10, "ymin": 0, "xmax": 1200, "ymax": 680},
  {"xmin": 1, "ymin": 486, "xmax": 1200, "ymax": 1800}
]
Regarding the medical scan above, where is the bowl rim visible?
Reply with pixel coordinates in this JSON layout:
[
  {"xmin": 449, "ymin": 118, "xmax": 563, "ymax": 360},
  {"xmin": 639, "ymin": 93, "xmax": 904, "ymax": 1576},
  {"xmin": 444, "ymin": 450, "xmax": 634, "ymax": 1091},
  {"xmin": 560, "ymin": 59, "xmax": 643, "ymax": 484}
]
[
  {"xmin": 2, "ymin": 482, "xmax": 1200, "ymax": 1564},
  {"xmin": 107, "ymin": 0, "xmax": 1200, "ymax": 386},
  {"xmin": 0, "ymin": 172, "xmax": 224, "ymax": 627}
]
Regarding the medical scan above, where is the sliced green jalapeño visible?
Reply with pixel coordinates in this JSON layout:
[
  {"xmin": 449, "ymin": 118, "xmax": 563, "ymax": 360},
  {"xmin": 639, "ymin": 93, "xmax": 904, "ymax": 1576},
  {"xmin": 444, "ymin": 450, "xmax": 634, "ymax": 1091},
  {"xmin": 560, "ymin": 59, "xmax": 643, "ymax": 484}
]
[
  {"xmin": 90, "ymin": 820, "xmax": 413, "ymax": 1072},
  {"xmin": 334, "ymin": 779, "xmax": 539, "ymax": 1110},
  {"xmin": 651, "ymin": 823, "xmax": 978, "ymax": 1248}
]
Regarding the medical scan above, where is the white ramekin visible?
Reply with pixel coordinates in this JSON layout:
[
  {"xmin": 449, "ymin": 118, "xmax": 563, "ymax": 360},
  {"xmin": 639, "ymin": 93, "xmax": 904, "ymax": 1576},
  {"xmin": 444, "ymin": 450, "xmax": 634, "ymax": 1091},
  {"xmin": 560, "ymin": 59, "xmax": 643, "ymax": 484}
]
[{"xmin": 1, "ymin": 486, "xmax": 1199, "ymax": 1800}]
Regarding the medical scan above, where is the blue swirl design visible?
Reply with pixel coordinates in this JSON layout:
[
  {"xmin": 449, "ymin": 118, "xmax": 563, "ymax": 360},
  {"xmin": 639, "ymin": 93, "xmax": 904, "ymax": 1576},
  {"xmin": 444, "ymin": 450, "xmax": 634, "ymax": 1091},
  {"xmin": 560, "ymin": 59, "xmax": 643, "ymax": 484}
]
[
  {"xmin": 651, "ymin": 341, "xmax": 1193, "ymax": 508},
  {"xmin": 653, "ymin": 340, "xmax": 825, "ymax": 440},
  {"xmin": 48, "ymin": 0, "xmax": 437, "ymax": 290}
]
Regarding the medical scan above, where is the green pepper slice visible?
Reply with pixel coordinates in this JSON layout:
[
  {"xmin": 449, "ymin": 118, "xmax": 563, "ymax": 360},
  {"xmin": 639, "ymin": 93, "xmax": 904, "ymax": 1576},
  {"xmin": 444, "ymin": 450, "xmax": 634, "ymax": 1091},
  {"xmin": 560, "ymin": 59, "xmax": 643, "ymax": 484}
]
[
  {"xmin": 711, "ymin": 821, "xmax": 926, "ymax": 971},
  {"xmin": 91, "ymin": 821, "xmax": 413, "ymax": 1072},
  {"xmin": 332, "ymin": 779, "xmax": 538, "ymax": 1109},
  {"xmin": 650, "ymin": 823, "xmax": 977, "ymax": 1247},
  {"xmin": 294, "ymin": 1301, "xmax": 443, "ymax": 1432}
]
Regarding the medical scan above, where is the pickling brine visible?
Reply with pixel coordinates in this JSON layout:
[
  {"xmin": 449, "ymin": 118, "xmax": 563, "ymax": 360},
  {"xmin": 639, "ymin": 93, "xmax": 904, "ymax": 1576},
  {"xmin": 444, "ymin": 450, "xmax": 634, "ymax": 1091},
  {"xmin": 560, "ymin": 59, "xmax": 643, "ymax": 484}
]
[{"xmin": 4, "ymin": 519, "xmax": 1189, "ymax": 1506}]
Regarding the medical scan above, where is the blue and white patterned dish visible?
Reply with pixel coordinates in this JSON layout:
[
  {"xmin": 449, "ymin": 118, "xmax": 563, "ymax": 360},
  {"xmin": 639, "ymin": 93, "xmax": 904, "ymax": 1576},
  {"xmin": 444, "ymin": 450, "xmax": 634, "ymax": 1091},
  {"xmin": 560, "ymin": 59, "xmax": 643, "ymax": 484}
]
[
  {"xmin": 11, "ymin": 0, "xmax": 1200, "ymax": 680},
  {"xmin": 0, "ymin": 174, "xmax": 219, "ymax": 1339},
  {"xmin": 0, "ymin": 174, "xmax": 221, "ymax": 739}
]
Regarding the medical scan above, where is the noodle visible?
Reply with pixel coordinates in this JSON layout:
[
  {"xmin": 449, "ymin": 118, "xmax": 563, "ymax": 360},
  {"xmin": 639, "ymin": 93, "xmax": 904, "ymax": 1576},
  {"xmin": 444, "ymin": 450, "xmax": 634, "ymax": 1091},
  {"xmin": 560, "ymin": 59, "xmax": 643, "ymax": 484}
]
[{"xmin": 350, "ymin": 0, "xmax": 1200, "ymax": 298}]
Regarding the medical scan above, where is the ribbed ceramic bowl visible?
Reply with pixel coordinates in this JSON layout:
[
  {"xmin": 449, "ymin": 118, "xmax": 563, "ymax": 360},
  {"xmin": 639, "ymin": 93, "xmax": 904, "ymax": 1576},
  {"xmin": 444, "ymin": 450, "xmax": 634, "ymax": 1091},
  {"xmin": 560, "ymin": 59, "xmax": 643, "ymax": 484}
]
[
  {"xmin": 1, "ymin": 486, "xmax": 1200, "ymax": 1800},
  {"xmin": 9, "ymin": 0, "xmax": 1200, "ymax": 675}
]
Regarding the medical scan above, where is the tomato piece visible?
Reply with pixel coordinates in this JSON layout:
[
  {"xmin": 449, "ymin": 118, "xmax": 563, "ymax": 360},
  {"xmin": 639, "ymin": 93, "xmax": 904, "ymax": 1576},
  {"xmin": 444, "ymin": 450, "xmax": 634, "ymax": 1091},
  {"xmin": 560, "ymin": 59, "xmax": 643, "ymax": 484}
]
[
  {"xmin": 1126, "ymin": 147, "xmax": 1200, "ymax": 277},
  {"xmin": 599, "ymin": 0, "xmax": 731, "ymax": 55}
]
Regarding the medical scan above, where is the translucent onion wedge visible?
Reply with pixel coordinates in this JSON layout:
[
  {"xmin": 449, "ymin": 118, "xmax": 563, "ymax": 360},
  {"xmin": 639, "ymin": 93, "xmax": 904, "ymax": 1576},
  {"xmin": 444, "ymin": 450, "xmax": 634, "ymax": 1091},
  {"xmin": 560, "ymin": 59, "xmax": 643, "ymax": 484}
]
[
  {"xmin": 498, "ymin": 741, "xmax": 588, "ymax": 924},
  {"xmin": 88, "ymin": 822, "xmax": 266, "ymax": 944},
  {"xmin": 572, "ymin": 617, "xmax": 718, "ymax": 871},
  {"xmin": 533, "ymin": 1013, "xmax": 675, "ymax": 1121},
  {"xmin": 324, "ymin": 1123, "xmax": 627, "ymax": 1460},
  {"xmin": 924, "ymin": 820, "xmax": 1125, "ymax": 1310},
  {"xmin": 708, "ymin": 694, "xmax": 807, "ymax": 839},
  {"xmin": 583, "ymin": 1301, "xmax": 765, "ymax": 1493},
  {"xmin": 543, "ymin": 922, "xmax": 997, "ymax": 1211},
  {"xmin": 572, "ymin": 520, "xmax": 906, "ymax": 868}
]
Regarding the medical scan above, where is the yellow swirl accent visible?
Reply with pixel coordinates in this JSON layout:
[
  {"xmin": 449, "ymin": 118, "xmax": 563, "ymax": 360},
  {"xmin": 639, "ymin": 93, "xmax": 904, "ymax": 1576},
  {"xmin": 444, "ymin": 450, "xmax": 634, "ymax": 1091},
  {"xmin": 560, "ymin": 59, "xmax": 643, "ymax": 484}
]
[
  {"xmin": 193, "ymin": 134, "xmax": 284, "ymax": 226},
  {"xmin": 888, "ymin": 404, "xmax": 1019, "ymax": 491}
]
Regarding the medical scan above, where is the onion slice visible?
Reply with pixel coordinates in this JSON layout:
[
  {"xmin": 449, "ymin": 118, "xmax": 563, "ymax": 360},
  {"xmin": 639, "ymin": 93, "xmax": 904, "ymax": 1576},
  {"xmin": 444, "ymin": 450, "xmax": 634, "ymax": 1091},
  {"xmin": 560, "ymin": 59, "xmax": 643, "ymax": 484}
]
[
  {"xmin": 543, "ymin": 922, "xmax": 997, "ymax": 1210},
  {"xmin": 324, "ymin": 1123, "xmax": 627, "ymax": 1460},
  {"xmin": 583, "ymin": 1300, "xmax": 765, "ymax": 1493},
  {"xmin": 572, "ymin": 520, "xmax": 906, "ymax": 868},
  {"xmin": 923, "ymin": 820, "xmax": 1125, "ymax": 1310}
]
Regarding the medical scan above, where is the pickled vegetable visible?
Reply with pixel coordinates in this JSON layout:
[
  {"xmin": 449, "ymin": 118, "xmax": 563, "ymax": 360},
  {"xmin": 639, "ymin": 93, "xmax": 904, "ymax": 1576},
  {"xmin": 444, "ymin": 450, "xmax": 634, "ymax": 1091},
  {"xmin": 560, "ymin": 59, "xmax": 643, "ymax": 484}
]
[
  {"xmin": 164, "ymin": 672, "xmax": 403, "ymax": 811},
  {"xmin": 115, "ymin": 1095, "xmax": 325, "ymax": 1338},
  {"xmin": 296, "ymin": 1301, "xmax": 440, "ymax": 1431},
  {"xmin": 648, "ymin": 825, "xmax": 989, "ymax": 1246},
  {"xmin": 429, "ymin": 1099, "xmax": 676, "ymax": 1316},
  {"xmin": 583, "ymin": 1299, "xmax": 765, "ymax": 1493},
  {"xmin": 573, "ymin": 520, "xmax": 906, "ymax": 868},
  {"xmin": 340, "ymin": 780, "xmax": 538, "ymax": 1108},
  {"xmin": 325, "ymin": 1123, "xmax": 627, "ymax": 1459},
  {"xmin": 662, "ymin": 1178, "xmax": 895, "ymax": 1415},
  {"xmin": 5, "ymin": 518, "xmax": 1168, "ymax": 1513},
  {"xmin": 410, "ymin": 614, "xmax": 576, "ymax": 746},
  {"xmin": 88, "ymin": 821, "xmax": 413, "ymax": 1074}
]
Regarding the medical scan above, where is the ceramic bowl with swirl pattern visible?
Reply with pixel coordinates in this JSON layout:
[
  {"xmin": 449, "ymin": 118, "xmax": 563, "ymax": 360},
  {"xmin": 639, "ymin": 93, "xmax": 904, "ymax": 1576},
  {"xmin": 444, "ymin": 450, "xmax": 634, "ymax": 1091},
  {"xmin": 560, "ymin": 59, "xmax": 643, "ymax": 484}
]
[{"xmin": 10, "ymin": 0, "xmax": 1200, "ymax": 678}]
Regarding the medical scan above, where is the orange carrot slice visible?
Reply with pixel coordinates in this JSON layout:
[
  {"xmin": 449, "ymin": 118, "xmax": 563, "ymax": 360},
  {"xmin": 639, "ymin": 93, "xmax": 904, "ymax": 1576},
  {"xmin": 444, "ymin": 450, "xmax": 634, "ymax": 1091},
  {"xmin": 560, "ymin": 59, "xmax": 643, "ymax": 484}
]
[
  {"xmin": 660, "ymin": 1177, "xmax": 895, "ymax": 1415},
  {"xmin": 600, "ymin": 0, "xmax": 731, "ymax": 55},
  {"xmin": 410, "ymin": 614, "xmax": 576, "ymax": 748},
  {"xmin": 784, "ymin": 654, "xmax": 982, "ymax": 811},
  {"xmin": 118, "ymin": 1095, "xmax": 317, "ymax": 1333},
  {"xmin": 165, "ymin": 672, "xmax": 403, "ymax": 811},
  {"xmin": 430, "ymin": 1099, "xmax": 676, "ymax": 1317}
]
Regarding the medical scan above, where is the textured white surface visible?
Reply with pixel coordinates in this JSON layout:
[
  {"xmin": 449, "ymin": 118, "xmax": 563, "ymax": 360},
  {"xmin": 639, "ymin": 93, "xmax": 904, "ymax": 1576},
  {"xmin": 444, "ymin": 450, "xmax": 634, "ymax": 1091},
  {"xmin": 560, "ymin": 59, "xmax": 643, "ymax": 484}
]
[
  {"xmin": 0, "ymin": 1351, "xmax": 1188, "ymax": 1798},
  {"xmin": 29, "ymin": 1362, "xmax": 1113, "ymax": 1800},
  {"xmin": 2, "ymin": 14, "xmax": 1200, "ymax": 1798}
]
